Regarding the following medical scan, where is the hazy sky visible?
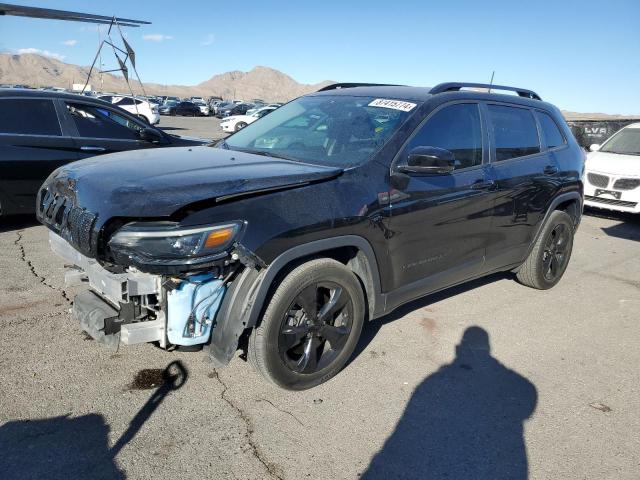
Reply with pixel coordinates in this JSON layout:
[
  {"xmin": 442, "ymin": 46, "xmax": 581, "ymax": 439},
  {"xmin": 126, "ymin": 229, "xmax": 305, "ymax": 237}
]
[{"xmin": 1, "ymin": 0, "xmax": 638, "ymax": 114}]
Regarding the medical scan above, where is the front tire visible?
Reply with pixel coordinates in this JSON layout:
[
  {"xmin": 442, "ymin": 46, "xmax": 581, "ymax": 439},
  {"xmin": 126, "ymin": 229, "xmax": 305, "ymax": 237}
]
[
  {"xmin": 248, "ymin": 258, "xmax": 365, "ymax": 390},
  {"xmin": 235, "ymin": 121, "xmax": 247, "ymax": 132},
  {"xmin": 516, "ymin": 210, "xmax": 574, "ymax": 289}
]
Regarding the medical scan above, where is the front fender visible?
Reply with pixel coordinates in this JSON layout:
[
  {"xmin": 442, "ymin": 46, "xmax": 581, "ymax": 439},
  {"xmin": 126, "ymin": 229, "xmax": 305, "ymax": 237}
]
[{"xmin": 206, "ymin": 235, "xmax": 383, "ymax": 367}]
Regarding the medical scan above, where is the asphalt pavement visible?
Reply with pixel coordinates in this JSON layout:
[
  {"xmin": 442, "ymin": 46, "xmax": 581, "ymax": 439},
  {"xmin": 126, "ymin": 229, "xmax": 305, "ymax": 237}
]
[{"xmin": 0, "ymin": 116, "xmax": 638, "ymax": 479}]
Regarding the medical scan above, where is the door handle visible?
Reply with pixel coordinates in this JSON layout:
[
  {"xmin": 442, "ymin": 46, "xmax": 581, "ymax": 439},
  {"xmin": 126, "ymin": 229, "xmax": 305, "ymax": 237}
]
[
  {"xmin": 543, "ymin": 165, "xmax": 559, "ymax": 175},
  {"xmin": 80, "ymin": 146, "xmax": 106, "ymax": 152},
  {"xmin": 471, "ymin": 179, "xmax": 496, "ymax": 190}
]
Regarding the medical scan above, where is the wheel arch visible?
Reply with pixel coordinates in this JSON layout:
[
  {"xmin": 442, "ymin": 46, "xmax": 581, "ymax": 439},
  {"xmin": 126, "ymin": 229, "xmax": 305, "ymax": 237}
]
[
  {"xmin": 206, "ymin": 235, "xmax": 383, "ymax": 367},
  {"xmin": 525, "ymin": 191, "xmax": 582, "ymax": 260}
]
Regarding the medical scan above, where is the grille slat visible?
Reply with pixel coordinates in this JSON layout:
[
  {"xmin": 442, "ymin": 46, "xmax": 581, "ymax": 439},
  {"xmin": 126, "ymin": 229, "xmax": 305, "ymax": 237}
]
[
  {"xmin": 587, "ymin": 173, "xmax": 610, "ymax": 188},
  {"xmin": 613, "ymin": 178, "xmax": 640, "ymax": 190},
  {"xmin": 36, "ymin": 186, "xmax": 97, "ymax": 255},
  {"xmin": 585, "ymin": 195, "xmax": 638, "ymax": 208}
]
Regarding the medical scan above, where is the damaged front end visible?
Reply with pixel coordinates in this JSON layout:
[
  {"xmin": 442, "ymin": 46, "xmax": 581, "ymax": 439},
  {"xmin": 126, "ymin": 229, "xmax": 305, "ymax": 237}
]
[{"xmin": 49, "ymin": 219, "xmax": 261, "ymax": 365}]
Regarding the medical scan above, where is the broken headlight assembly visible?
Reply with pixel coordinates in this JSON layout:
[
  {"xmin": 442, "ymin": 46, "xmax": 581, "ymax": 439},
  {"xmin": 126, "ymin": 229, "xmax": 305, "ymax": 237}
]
[{"xmin": 108, "ymin": 221, "xmax": 244, "ymax": 266}]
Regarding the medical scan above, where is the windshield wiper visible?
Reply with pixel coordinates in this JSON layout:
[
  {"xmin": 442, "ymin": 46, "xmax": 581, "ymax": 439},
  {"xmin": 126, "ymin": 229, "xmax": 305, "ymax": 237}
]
[{"xmin": 232, "ymin": 147, "xmax": 301, "ymax": 162}]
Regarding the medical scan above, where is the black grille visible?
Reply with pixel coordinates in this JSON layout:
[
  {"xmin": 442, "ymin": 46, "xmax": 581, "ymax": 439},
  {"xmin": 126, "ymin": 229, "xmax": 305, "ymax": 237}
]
[
  {"xmin": 613, "ymin": 178, "xmax": 640, "ymax": 190},
  {"xmin": 37, "ymin": 187, "xmax": 97, "ymax": 255},
  {"xmin": 587, "ymin": 173, "xmax": 609, "ymax": 188},
  {"xmin": 585, "ymin": 195, "xmax": 637, "ymax": 208}
]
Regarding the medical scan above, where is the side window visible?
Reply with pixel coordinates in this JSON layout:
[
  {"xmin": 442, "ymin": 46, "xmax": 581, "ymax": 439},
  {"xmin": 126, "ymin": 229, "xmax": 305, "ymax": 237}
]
[
  {"xmin": 536, "ymin": 111, "xmax": 565, "ymax": 149},
  {"xmin": 66, "ymin": 103, "xmax": 142, "ymax": 140},
  {"xmin": 0, "ymin": 99, "xmax": 61, "ymax": 136},
  {"xmin": 114, "ymin": 97, "xmax": 134, "ymax": 106},
  {"xmin": 405, "ymin": 103, "xmax": 483, "ymax": 170},
  {"xmin": 488, "ymin": 105, "xmax": 540, "ymax": 161}
]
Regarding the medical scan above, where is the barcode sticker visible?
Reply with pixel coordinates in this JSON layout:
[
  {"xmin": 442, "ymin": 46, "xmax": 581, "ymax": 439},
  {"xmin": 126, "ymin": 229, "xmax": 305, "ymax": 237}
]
[{"xmin": 368, "ymin": 98, "xmax": 417, "ymax": 112}]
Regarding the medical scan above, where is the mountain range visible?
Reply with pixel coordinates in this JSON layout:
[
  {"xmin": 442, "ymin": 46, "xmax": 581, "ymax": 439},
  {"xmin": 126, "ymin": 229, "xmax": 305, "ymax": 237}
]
[
  {"xmin": 0, "ymin": 53, "xmax": 333, "ymax": 101},
  {"xmin": 1, "ymin": 53, "xmax": 639, "ymax": 120}
]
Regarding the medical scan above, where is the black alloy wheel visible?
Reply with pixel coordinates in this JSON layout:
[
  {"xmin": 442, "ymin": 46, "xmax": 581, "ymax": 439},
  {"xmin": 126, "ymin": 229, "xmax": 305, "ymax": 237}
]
[
  {"xmin": 278, "ymin": 282, "xmax": 353, "ymax": 374},
  {"xmin": 516, "ymin": 210, "xmax": 574, "ymax": 289},
  {"xmin": 248, "ymin": 258, "xmax": 365, "ymax": 390},
  {"xmin": 542, "ymin": 223, "xmax": 570, "ymax": 282}
]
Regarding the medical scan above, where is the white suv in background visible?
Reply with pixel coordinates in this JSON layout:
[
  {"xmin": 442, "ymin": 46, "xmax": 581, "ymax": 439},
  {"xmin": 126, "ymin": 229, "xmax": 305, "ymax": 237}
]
[
  {"xmin": 584, "ymin": 123, "xmax": 640, "ymax": 214},
  {"xmin": 98, "ymin": 95, "xmax": 160, "ymax": 125},
  {"xmin": 220, "ymin": 106, "xmax": 277, "ymax": 133}
]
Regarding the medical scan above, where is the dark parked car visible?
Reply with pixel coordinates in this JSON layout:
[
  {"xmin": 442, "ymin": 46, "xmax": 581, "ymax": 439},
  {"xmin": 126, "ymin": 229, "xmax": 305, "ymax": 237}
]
[
  {"xmin": 216, "ymin": 102, "xmax": 252, "ymax": 118},
  {"xmin": 37, "ymin": 82, "xmax": 584, "ymax": 390},
  {"xmin": 168, "ymin": 101, "xmax": 202, "ymax": 117},
  {"xmin": 0, "ymin": 89, "xmax": 210, "ymax": 216}
]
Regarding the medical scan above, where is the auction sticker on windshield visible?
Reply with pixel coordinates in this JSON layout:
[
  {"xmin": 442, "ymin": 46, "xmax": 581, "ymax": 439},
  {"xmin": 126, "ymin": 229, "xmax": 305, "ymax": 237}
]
[{"xmin": 368, "ymin": 98, "xmax": 417, "ymax": 112}]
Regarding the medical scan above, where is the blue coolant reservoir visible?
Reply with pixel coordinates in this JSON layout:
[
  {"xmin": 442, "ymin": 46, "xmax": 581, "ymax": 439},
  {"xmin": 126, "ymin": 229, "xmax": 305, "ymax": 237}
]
[{"xmin": 167, "ymin": 274, "xmax": 226, "ymax": 346}]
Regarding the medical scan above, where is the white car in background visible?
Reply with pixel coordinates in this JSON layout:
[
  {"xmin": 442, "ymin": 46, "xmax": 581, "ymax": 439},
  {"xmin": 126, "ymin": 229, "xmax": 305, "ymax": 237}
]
[
  {"xmin": 98, "ymin": 95, "xmax": 160, "ymax": 125},
  {"xmin": 584, "ymin": 123, "xmax": 640, "ymax": 214},
  {"xmin": 192, "ymin": 99, "xmax": 210, "ymax": 116},
  {"xmin": 220, "ymin": 106, "xmax": 277, "ymax": 133},
  {"xmin": 246, "ymin": 103, "xmax": 282, "ymax": 115}
]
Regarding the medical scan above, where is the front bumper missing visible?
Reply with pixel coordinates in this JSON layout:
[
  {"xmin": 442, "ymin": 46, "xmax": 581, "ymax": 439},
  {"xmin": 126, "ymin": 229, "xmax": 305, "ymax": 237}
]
[{"xmin": 50, "ymin": 231, "xmax": 166, "ymax": 348}]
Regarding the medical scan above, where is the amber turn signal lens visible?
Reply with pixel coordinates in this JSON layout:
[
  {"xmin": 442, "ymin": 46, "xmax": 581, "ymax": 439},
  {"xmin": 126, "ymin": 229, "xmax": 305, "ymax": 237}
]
[{"xmin": 204, "ymin": 228, "xmax": 235, "ymax": 249}]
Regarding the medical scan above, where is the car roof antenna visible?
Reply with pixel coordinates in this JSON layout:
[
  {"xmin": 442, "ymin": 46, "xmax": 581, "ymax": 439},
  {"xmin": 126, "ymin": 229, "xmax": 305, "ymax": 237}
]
[{"xmin": 488, "ymin": 71, "xmax": 495, "ymax": 94}]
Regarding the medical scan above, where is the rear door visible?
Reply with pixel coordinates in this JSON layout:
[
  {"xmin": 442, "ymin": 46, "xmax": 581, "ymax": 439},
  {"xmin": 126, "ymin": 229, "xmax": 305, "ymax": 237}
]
[
  {"xmin": 0, "ymin": 97, "xmax": 78, "ymax": 214},
  {"xmin": 61, "ymin": 100, "xmax": 160, "ymax": 157},
  {"xmin": 482, "ymin": 103, "xmax": 562, "ymax": 271},
  {"xmin": 387, "ymin": 102, "xmax": 494, "ymax": 302}
]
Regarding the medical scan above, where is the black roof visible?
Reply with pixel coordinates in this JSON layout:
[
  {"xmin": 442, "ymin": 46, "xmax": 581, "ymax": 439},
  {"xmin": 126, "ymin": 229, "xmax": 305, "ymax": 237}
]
[
  {"xmin": 310, "ymin": 83, "xmax": 553, "ymax": 111},
  {"xmin": 0, "ymin": 88, "xmax": 115, "ymax": 106},
  {"xmin": 311, "ymin": 85, "xmax": 434, "ymax": 102}
]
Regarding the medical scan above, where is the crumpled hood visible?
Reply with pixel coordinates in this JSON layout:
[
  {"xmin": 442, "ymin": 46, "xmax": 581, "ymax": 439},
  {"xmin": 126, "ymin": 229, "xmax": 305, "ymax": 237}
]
[
  {"xmin": 44, "ymin": 146, "xmax": 343, "ymax": 219},
  {"xmin": 586, "ymin": 151, "xmax": 640, "ymax": 177}
]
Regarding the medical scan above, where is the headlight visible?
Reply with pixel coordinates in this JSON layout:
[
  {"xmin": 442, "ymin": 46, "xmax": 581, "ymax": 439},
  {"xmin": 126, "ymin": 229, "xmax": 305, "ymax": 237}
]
[{"xmin": 109, "ymin": 221, "xmax": 244, "ymax": 265}]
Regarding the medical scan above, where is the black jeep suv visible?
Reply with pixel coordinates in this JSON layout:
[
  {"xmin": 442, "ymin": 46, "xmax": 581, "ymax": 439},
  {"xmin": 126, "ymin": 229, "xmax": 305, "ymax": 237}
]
[{"xmin": 37, "ymin": 82, "xmax": 584, "ymax": 390}]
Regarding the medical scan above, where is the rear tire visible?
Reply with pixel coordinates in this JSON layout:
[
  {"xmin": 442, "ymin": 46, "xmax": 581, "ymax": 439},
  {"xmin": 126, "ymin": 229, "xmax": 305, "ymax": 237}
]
[
  {"xmin": 516, "ymin": 210, "xmax": 574, "ymax": 289},
  {"xmin": 248, "ymin": 258, "xmax": 365, "ymax": 390}
]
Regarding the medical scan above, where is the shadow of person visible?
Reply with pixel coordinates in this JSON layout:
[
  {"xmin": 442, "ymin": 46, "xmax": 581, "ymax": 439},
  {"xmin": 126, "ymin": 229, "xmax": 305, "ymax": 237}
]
[
  {"xmin": 0, "ymin": 360, "xmax": 189, "ymax": 480},
  {"xmin": 0, "ymin": 414, "xmax": 124, "ymax": 480},
  {"xmin": 362, "ymin": 327, "xmax": 537, "ymax": 480}
]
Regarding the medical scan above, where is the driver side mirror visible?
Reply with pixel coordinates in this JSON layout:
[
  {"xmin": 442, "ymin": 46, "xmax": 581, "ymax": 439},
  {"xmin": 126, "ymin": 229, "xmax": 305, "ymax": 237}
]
[
  {"xmin": 396, "ymin": 146, "xmax": 456, "ymax": 175},
  {"xmin": 139, "ymin": 127, "xmax": 163, "ymax": 144}
]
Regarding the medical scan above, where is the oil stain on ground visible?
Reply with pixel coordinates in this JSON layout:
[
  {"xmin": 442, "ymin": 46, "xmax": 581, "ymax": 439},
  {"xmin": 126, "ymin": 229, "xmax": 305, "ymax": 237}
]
[{"xmin": 129, "ymin": 368, "xmax": 166, "ymax": 390}]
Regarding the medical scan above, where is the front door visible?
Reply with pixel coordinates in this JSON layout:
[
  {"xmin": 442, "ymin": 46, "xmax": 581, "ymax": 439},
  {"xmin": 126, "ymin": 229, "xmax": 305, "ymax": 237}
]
[
  {"xmin": 387, "ymin": 102, "xmax": 495, "ymax": 306},
  {"xmin": 62, "ymin": 101, "xmax": 157, "ymax": 158}
]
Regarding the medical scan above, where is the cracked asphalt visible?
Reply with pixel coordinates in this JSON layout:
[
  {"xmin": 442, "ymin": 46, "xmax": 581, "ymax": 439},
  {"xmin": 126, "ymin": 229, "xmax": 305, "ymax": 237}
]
[{"xmin": 1, "ymin": 117, "xmax": 639, "ymax": 479}]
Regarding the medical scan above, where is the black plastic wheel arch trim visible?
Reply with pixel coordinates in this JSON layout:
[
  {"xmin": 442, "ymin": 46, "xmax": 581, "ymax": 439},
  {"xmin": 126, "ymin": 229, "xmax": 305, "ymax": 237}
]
[{"xmin": 206, "ymin": 235, "xmax": 383, "ymax": 367}]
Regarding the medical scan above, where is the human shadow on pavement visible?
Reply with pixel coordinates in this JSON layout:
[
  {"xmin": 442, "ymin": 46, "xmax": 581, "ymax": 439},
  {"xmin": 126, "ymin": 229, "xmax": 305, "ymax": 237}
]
[
  {"xmin": 362, "ymin": 327, "xmax": 537, "ymax": 480},
  {"xmin": 0, "ymin": 360, "xmax": 188, "ymax": 480}
]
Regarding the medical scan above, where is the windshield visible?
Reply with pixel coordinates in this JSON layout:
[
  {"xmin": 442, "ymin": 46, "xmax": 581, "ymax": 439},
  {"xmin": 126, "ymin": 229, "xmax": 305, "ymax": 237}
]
[
  {"xmin": 223, "ymin": 95, "xmax": 417, "ymax": 167},
  {"xmin": 601, "ymin": 128, "xmax": 640, "ymax": 155}
]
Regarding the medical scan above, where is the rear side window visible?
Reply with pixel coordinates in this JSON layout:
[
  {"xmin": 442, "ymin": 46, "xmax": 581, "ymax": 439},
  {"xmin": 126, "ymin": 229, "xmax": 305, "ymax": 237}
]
[
  {"xmin": 488, "ymin": 105, "xmax": 540, "ymax": 161},
  {"xmin": 0, "ymin": 98, "xmax": 61, "ymax": 136},
  {"xmin": 405, "ymin": 103, "xmax": 483, "ymax": 170},
  {"xmin": 66, "ymin": 103, "xmax": 142, "ymax": 139},
  {"xmin": 536, "ymin": 111, "xmax": 565, "ymax": 149}
]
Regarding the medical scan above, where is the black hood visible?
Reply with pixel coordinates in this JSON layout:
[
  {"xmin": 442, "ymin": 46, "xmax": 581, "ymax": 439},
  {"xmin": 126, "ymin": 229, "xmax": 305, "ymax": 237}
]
[
  {"xmin": 37, "ymin": 146, "xmax": 342, "ymax": 255},
  {"xmin": 46, "ymin": 146, "xmax": 342, "ymax": 217}
]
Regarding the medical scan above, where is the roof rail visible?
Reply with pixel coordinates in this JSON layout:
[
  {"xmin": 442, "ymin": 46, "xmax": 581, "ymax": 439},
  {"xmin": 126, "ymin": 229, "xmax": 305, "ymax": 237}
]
[
  {"xmin": 430, "ymin": 82, "xmax": 542, "ymax": 100},
  {"xmin": 317, "ymin": 82, "xmax": 403, "ymax": 92}
]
